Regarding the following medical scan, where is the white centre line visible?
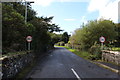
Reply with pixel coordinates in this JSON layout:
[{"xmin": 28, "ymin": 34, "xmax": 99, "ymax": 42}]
[{"xmin": 71, "ymin": 68, "xmax": 81, "ymax": 80}]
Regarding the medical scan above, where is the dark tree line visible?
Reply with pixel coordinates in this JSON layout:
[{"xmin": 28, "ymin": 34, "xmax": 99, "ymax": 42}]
[
  {"xmin": 50, "ymin": 32, "xmax": 70, "ymax": 46},
  {"xmin": 2, "ymin": 2, "xmax": 62, "ymax": 55}
]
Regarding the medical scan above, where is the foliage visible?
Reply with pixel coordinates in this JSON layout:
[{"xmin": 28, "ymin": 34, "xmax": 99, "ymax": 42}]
[
  {"xmin": 12, "ymin": 2, "xmax": 36, "ymax": 22},
  {"xmin": 2, "ymin": 51, "xmax": 26, "ymax": 57},
  {"xmin": 111, "ymin": 47, "xmax": 120, "ymax": 51},
  {"xmin": 65, "ymin": 41, "xmax": 72, "ymax": 48},
  {"xmin": 2, "ymin": 2, "xmax": 62, "ymax": 55},
  {"xmin": 89, "ymin": 43, "xmax": 102, "ymax": 60},
  {"xmin": 50, "ymin": 33, "xmax": 62, "ymax": 46},
  {"xmin": 113, "ymin": 23, "xmax": 120, "ymax": 47},
  {"xmin": 29, "ymin": 18, "xmax": 49, "ymax": 52},
  {"xmin": 2, "ymin": 3, "xmax": 27, "ymax": 52},
  {"xmin": 50, "ymin": 32, "xmax": 70, "ymax": 46},
  {"xmin": 61, "ymin": 32, "xmax": 69, "ymax": 43},
  {"xmin": 59, "ymin": 46, "xmax": 93, "ymax": 60},
  {"xmin": 55, "ymin": 41, "xmax": 65, "ymax": 46},
  {"xmin": 70, "ymin": 19, "xmax": 117, "ymax": 50}
]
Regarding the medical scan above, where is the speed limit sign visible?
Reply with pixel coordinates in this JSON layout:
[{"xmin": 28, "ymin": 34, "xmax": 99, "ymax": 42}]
[
  {"xmin": 26, "ymin": 36, "xmax": 32, "ymax": 50},
  {"xmin": 26, "ymin": 36, "xmax": 32, "ymax": 42},
  {"xmin": 99, "ymin": 36, "xmax": 105, "ymax": 43}
]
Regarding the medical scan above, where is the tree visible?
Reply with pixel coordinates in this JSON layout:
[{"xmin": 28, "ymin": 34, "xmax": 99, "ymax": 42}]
[
  {"xmin": 62, "ymin": 32, "xmax": 69, "ymax": 43},
  {"xmin": 113, "ymin": 23, "xmax": 120, "ymax": 47},
  {"xmin": 70, "ymin": 19, "xmax": 117, "ymax": 50},
  {"xmin": 50, "ymin": 33, "xmax": 62, "ymax": 46},
  {"xmin": 12, "ymin": 2, "xmax": 36, "ymax": 22},
  {"xmin": 2, "ymin": 2, "xmax": 63, "ymax": 55},
  {"xmin": 29, "ymin": 17, "xmax": 62, "ymax": 53},
  {"xmin": 2, "ymin": 3, "xmax": 27, "ymax": 51}
]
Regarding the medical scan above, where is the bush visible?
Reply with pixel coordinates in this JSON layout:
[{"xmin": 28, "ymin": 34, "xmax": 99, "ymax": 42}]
[
  {"xmin": 89, "ymin": 44, "xmax": 102, "ymax": 60},
  {"xmin": 88, "ymin": 55, "xmax": 96, "ymax": 60},
  {"xmin": 65, "ymin": 43, "xmax": 72, "ymax": 48}
]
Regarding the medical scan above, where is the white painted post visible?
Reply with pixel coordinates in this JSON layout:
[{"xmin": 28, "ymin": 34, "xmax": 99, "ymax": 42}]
[
  {"xmin": 26, "ymin": 36, "xmax": 32, "ymax": 50},
  {"xmin": 28, "ymin": 42, "xmax": 30, "ymax": 50},
  {"xmin": 101, "ymin": 42, "xmax": 103, "ymax": 50}
]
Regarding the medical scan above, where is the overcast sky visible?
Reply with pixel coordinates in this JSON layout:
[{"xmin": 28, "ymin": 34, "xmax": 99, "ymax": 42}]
[{"xmin": 29, "ymin": 0, "xmax": 119, "ymax": 34}]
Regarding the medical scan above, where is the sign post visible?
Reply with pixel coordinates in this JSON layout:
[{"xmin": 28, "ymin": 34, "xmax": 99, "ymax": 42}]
[
  {"xmin": 26, "ymin": 36, "xmax": 32, "ymax": 51},
  {"xmin": 99, "ymin": 36, "xmax": 105, "ymax": 50}
]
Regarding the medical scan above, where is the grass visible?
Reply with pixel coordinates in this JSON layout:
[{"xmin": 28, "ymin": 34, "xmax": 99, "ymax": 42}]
[
  {"xmin": 111, "ymin": 47, "xmax": 120, "ymax": 51},
  {"xmin": 0, "ymin": 51, "xmax": 24, "ymax": 58},
  {"xmin": 56, "ymin": 46, "xmax": 120, "ymax": 73},
  {"xmin": 1, "ymin": 51, "xmax": 31, "ymax": 58},
  {"xmin": 6, "ymin": 51, "xmax": 26, "ymax": 56}
]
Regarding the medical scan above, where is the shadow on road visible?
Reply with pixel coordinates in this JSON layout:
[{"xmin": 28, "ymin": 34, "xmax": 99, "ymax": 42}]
[{"xmin": 54, "ymin": 46, "xmax": 65, "ymax": 49}]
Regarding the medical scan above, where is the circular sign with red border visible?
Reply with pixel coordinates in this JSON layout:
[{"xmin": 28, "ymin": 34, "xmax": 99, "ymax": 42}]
[
  {"xmin": 99, "ymin": 36, "xmax": 105, "ymax": 43},
  {"xmin": 26, "ymin": 36, "xmax": 32, "ymax": 42}
]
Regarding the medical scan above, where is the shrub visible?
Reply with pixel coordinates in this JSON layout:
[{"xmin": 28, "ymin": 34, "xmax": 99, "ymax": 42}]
[
  {"xmin": 65, "ymin": 43, "xmax": 72, "ymax": 48},
  {"xmin": 89, "ymin": 44, "xmax": 102, "ymax": 60}
]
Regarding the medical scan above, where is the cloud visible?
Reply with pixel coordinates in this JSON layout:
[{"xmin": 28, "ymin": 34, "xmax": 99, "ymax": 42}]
[
  {"xmin": 88, "ymin": 0, "xmax": 110, "ymax": 12},
  {"xmin": 88, "ymin": 0, "xmax": 119, "ymax": 23},
  {"xmin": 80, "ymin": 16, "xmax": 87, "ymax": 24},
  {"xmin": 64, "ymin": 19, "xmax": 76, "ymax": 21}
]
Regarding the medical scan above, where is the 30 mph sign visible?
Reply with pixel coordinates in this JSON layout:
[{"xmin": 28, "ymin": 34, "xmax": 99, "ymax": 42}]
[
  {"xmin": 99, "ymin": 36, "xmax": 105, "ymax": 43},
  {"xmin": 26, "ymin": 36, "xmax": 32, "ymax": 42}
]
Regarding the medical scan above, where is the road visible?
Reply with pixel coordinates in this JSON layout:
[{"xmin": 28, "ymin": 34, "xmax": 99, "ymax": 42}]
[{"xmin": 26, "ymin": 47, "xmax": 119, "ymax": 80}]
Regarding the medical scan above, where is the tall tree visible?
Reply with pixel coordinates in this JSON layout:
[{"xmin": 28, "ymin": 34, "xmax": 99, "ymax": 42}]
[
  {"xmin": 2, "ymin": 3, "xmax": 27, "ymax": 51},
  {"xmin": 50, "ymin": 33, "xmax": 62, "ymax": 46},
  {"xmin": 70, "ymin": 19, "xmax": 117, "ymax": 50},
  {"xmin": 62, "ymin": 32, "xmax": 69, "ymax": 43},
  {"xmin": 2, "ymin": 2, "xmax": 63, "ymax": 54},
  {"xmin": 12, "ymin": 2, "xmax": 36, "ymax": 22}
]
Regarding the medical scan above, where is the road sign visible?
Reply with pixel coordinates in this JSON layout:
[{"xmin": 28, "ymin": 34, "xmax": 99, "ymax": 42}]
[
  {"xmin": 26, "ymin": 36, "xmax": 32, "ymax": 42},
  {"xmin": 26, "ymin": 36, "xmax": 32, "ymax": 50},
  {"xmin": 99, "ymin": 36, "xmax": 105, "ymax": 43}
]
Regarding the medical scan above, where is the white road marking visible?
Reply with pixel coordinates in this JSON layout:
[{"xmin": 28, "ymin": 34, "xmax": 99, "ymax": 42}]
[{"xmin": 71, "ymin": 68, "xmax": 81, "ymax": 80}]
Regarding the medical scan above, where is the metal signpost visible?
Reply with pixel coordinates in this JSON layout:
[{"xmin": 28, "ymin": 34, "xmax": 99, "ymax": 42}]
[
  {"xmin": 26, "ymin": 36, "xmax": 32, "ymax": 50},
  {"xmin": 99, "ymin": 36, "xmax": 105, "ymax": 50}
]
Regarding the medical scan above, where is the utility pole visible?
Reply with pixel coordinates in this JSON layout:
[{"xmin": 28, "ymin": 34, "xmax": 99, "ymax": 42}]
[
  {"xmin": 23, "ymin": 0, "xmax": 34, "ymax": 50},
  {"xmin": 25, "ymin": 1, "xmax": 27, "ymax": 23},
  {"xmin": 24, "ymin": 0, "xmax": 34, "ymax": 23}
]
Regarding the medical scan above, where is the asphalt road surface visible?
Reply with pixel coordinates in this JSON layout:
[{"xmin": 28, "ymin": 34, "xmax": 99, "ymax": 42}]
[{"xmin": 26, "ymin": 47, "xmax": 119, "ymax": 80}]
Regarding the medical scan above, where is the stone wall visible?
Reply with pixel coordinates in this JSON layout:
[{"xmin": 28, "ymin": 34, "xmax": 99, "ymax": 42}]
[
  {"xmin": 102, "ymin": 50, "xmax": 120, "ymax": 64},
  {"xmin": 1, "ymin": 52, "xmax": 34, "ymax": 78}
]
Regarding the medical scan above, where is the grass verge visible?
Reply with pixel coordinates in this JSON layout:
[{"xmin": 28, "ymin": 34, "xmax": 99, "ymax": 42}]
[
  {"xmin": 56, "ymin": 46, "xmax": 120, "ymax": 74},
  {"xmin": 2, "ymin": 51, "xmax": 28, "ymax": 57},
  {"xmin": 112, "ymin": 47, "xmax": 120, "ymax": 51},
  {"xmin": 55, "ymin": 46, "xmax": 92, "ymax": 60}
]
